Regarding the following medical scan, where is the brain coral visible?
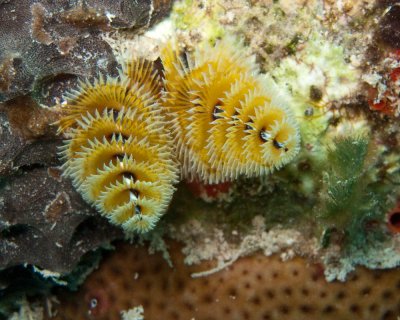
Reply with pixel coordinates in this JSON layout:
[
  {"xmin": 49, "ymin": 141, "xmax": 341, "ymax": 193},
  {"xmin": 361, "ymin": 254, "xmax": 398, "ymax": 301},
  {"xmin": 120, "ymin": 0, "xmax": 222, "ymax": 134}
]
[
  {"xmin": 50, "ymin": 241, "xmax": 400, "ymax": 320},
  {"xmin": 161, "ymin": 38, "xmax": 300, "ymax": 183},
  {"xmin": 57, "ymin": 59, "xmax": 179, "ymax": 233}
]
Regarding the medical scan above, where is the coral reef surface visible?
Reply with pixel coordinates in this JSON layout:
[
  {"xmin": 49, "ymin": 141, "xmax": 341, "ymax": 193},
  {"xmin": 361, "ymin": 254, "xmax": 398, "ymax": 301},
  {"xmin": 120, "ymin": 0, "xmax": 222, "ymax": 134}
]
[
  {"xmin": 0, "ymin": 0, "xmax": 171, "ymax": 104},
  {"xmin": 1, "ymin": 0, "xmax": 400, "ymax": 319},
  {"xmin": 50, "ymin": 241, "xmax": 400, "ymax": 320},
  {"xmin": 0, "ymin": 0, "xmax": 172, "ymax": 274},
  {"xmin": 0, "ymin": 97, "xmax": 122, "ymax": 273}
]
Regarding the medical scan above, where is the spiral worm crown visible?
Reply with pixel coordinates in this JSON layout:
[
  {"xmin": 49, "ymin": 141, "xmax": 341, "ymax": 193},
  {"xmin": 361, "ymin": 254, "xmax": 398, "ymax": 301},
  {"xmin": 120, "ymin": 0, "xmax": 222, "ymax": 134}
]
[
  {"xmin": 58, "ymin": 59, "xmax": 178, "ymax": 233},
  {"xmin": 161, "ymin": 38, "xmax": 300, "ymax": 183}
]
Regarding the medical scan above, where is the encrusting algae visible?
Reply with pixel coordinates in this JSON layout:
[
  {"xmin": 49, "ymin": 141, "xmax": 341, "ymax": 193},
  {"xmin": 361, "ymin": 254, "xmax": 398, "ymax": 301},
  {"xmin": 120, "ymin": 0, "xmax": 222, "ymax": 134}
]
[
  {"xmin": 161, "ymin": 38, "xmax": 300, "ymax": 183},
  {"xmin": 57, "ymin": 59, "xmax": 179, "ymax": 233}
]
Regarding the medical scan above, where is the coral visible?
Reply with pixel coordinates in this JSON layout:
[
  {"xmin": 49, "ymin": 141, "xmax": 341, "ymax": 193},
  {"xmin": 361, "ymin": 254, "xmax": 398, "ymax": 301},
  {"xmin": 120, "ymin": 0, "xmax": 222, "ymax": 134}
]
[
  {"xmin": 169, "ymin": 0, "xmax": 376, "ymax": 75},
  {"xmin": 49, "ymin": 241, "xmax": 400, "ymax": 320},
  {"xmin": 58, "ymin": 60, "xmax": 179, "ymax": 233},
  {"xmin": 2, "ymin": 1, "xmax": 400, "ymax": 319},
  {"xmin": 159, "ymin": 121, "xmax": 398, "ymax": 277},
  {"xmin": 322, "ymin": 234, "xmax": 400, "ymax": 282},
  {"xmin": 271, "ymin": 33, "xmax": 360, "ymax": 150},
  {"xmin": 170, "ymin": 216, "xmax": 313, "ymax": 274},
  {"xmin": 268, "ymin": 35, "xmax": 361, "ymax": 200},
  {"xmin": 161, "ymin": 0, "xmax": 400, "ymax": 276},
  {"xmin": 161, "ymin": 38, "xmax": 300, "ymax": 183},
  {"xmin": 0, "ymin": 97, "xmax": 60, "ymax": 175}
]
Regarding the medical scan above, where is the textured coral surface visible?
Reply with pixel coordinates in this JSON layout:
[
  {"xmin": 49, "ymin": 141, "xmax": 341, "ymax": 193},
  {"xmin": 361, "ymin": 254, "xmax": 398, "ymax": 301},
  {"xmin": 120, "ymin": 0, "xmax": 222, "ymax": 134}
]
[{"xmin": 50, "ymin": 241, "xmax": 400, "ymax": 320}]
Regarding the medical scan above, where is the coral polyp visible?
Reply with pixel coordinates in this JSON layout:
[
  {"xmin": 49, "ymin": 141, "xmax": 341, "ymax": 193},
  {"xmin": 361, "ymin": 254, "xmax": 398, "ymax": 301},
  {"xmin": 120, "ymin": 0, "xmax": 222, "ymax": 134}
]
[
  {"xmin": 161, "ymin": 38, "xmax": 300, "ymax": 183},
  {"xmin": 58, "ymin": 63, "xmax": 179, "ymax": 233}
]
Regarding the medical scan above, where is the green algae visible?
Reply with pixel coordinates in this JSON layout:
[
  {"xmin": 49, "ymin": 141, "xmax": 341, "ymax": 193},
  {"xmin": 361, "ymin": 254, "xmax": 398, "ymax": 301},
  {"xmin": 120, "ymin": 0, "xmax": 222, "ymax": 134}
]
[{"xmin": 318, "ymin": 135, "xmax": 396, "ymax": 252}]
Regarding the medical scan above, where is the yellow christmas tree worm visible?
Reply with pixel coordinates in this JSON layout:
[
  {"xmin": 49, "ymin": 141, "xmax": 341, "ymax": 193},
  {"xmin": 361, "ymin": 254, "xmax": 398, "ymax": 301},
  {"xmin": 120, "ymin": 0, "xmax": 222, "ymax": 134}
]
[
  {"xmin": 57, "ymin": 62, "xmax": 179, "ymax": 233},
  {"xmin": 161, "ymin": 38, "xmax": 300, "ymax": 183}
]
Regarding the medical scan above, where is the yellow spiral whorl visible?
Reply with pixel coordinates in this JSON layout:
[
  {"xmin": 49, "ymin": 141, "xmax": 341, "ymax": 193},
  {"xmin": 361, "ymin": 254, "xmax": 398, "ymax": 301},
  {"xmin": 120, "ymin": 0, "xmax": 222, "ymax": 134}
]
[
  {"xmin": 58, "ymin": 61, "xmax": 178, "ymax": 233},
  {"xmin": 161, "ymin": 38, "xmax": 300, "ymax": 183}
]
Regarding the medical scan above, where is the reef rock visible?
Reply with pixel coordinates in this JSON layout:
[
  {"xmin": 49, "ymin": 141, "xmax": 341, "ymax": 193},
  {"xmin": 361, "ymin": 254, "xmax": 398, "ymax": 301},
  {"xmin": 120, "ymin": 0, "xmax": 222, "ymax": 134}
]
[
  {"xmin": 0, "ymin": 97, "xmax": 123, "ymax": 273},
  {"xmin": 0, "ymin": 0, "xmax": 172, "ymax": 105},
  {"xmin": 0, "ymin": 0, "xmax": 172, "ymax": 275},
  {"xmin": 0, "ymin": 0, "xmax": 175, "ymax": 312}
]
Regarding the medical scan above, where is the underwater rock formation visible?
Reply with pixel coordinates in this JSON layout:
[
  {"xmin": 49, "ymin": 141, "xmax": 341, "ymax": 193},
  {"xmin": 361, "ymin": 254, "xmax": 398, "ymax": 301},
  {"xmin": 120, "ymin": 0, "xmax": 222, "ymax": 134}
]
[
  {"xmin": 0, "ymin": 1, "xmax": 174, "ymax": 314},
  {"xmin": 378, "ymin": 2, "xmax": 400, "ymax": 49},
  {"xmin": 0, "ymin": 0, "xmax": 172, "ymax": 105},
  {"xmin": 0, "ymin": 0, "xmax": 174, "ymax": 275},
  {"xmin": 0, "ymin": 97, "xmax": 122, "ymax": 273},
  {"xmin": 0, "ymin": 0, "xmax": 176, "ymax": 274},
  {"xmin": 1, "ymin": 0, "xmax": 400, "ymax": 318},
  {"xmin": 50, "ymin": 241, "xmax": 400, "ymax": 320}
]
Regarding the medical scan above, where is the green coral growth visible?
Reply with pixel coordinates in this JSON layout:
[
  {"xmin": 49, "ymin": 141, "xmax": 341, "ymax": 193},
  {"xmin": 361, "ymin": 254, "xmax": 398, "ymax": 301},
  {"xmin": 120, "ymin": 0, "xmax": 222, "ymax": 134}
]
[{"xmin": 318, "ymin": 135, "xmax": 393, "ymax": 252}]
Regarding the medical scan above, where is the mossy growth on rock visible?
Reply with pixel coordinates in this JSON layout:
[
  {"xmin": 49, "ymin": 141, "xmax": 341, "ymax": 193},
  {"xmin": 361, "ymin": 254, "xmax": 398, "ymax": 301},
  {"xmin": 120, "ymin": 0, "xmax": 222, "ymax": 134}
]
[{"xmin": 318, "ymin": 134, "xmax": 395, "ymax": 252}]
